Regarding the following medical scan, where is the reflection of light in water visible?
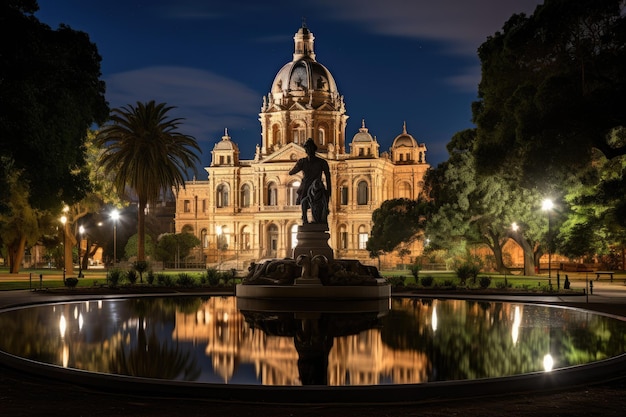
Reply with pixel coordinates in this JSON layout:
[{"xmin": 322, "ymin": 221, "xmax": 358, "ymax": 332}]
[
  {"xmin": 74, "ymin": 306, "xmax": 78, "ymax": 320},
  {"xmin": 59, "ymin": 314, "xmax": 66, "ymax": 338},
  {"xmin": 431, "ymin": 306, "xmax": 438, "ymax": 332},
  {"xmin": 79, "ymin": 313, "xmax": 84, "ymax": 331},
  {"xmin": 62, "ymin": 344, "xmax": 69, "ymax": 368},
  {"xmin": 98, "ymin": 300, "xmax": 102, "ymax": 309},
  {"xmin": 543, "ymin": 354, "xmax": 554, "ymax": 372},
  {"xmin": 512, "ymin": 306, "xmax": 521, "ymax": 345}
]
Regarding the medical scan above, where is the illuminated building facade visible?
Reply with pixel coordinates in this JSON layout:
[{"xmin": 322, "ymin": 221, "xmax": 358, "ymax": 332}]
[{"xmin": 174, "ymin": 24, "xmax": 429, "ymax": 268}]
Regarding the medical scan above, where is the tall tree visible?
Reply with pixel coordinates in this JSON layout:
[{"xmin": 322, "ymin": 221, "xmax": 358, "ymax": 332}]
[
  {"xmin": 473, "ymin": 0, "xmax": 626, "ymax": 188},
  {"xmin": 96, "ymin": 101, "xmax": 201, "ymax": 265},
  {"xmin": 0, "ymin": 0, "xmax": 109, "ymax": 210},
  {"xmin": 426, "ymin": 130, "xmax": 551, "ymax": 275},
  {"xmin": 0, "ymin": 1, "xmax": 108, "ymax": 273}
]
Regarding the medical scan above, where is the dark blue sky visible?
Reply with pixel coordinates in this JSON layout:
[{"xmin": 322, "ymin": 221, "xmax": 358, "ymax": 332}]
[{"xmin": 36, "ymin": 0, "xmax": 542, "ymax": 173}]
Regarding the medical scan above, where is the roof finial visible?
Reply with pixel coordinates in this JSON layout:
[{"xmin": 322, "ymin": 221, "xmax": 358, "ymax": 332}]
[
  {"xmin": 403, "ymin": 121, "xmax": 407, "ymax": 134},
  {"xmin": 361, "ymin": 119, "xmax": 366, "ymax": 128},
  {"xmin": 302, "ymin": 16, "xmax": 307, "ymax": 28},
  {"xmin": 222, "ymin": 128, "xmax": 230, "ymax": 140}
]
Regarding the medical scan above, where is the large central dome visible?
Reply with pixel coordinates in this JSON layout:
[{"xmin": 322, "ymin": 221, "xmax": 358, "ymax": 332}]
[{"xmin": 267, "ymin": 24, "xmax": 340, "ymax": 109}]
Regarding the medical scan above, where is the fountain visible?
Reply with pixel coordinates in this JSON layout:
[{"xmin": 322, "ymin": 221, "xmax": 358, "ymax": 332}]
[{"xmin": 236, "ymin": 138, "xmax": 391, "ymax": 301}]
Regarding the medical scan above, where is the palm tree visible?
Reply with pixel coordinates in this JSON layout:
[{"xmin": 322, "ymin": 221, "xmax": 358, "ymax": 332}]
[{"xmin": 96, "ymin": 101, "xmax": 200, "ymax": 266}]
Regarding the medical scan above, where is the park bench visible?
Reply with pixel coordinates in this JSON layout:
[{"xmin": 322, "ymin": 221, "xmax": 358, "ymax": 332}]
[{"xmin": 595, "ymin": 271, "xmax": 615, "ymax": 282}]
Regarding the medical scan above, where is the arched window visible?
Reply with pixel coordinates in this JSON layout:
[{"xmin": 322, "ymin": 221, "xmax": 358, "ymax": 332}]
[
  {"xmin": 268, "ymin": 224, "xmax": 278, "ymax": 257},
  {"xmin": 290, "ymin": 224, "xmax": 299, "ymax": 251},
  {"xmin": 339, "ymin": 224, "xmax": 348, "ymax": 249},
  {"xmin": 217, "ymin": 183, "xmax": 229, "ymax": 207},
  {"xmin": 291, "ymin": 122, "xmax": 306, "ymax": 145},
  {"xmin": 318, "ymin": 127, "xmax": 325, "ymax": 146},
  {"xmin": 267, "ymin": 182, "xmax": 278, "ymax": 206},
  {"xmin": 340, "ymin": 182, "xmax": 349, "ymax": 205},
  {"xmin": 240, "ymin": 184, "xmax": 251, "ymax": 208},
  {"xmin": 398, "ymin": 181, "xmax": 412, "ymax": 199},
  {"xmin": 358, "ymin": 225, "xmax": 369, "ymax": 250},
  {"xmin": 288, "ymin": 181, "xmax": 300, "ymax": 206},
  {"xmin": 241, "ymin": 226, "xmax": 251, "ymax": 250},
  {"xmin": 201, "ymin": 229, "xmax": 208, "ymax": 248},
  {"xmin": 272, "ymin": 124, "xmax": 282, "ymax": 148},
  {"xmin": 357, "ymin": 181, "xmax": 369, "ymax": 205}
]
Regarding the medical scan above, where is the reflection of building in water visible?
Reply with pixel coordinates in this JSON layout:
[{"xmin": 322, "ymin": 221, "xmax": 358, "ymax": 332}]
[
  {"xmin": 330, "ymin": 330, "xmax": 429, "ymax": 385},
  {"xmin": 171, "ymin": 297, "xmax": 430, "ymax": 385}
]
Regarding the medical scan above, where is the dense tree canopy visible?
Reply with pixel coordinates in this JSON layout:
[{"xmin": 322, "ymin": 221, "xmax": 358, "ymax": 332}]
[
  {"xmin": 426, "ymin": 130, "xmax": 551, "ymax": 275},
  {"xmin": 473, "ymin": 0, "xmax": 626, "ymax": 188},
  {"xmin": 0, "ymin": 0, "xmax": 109, "ymax": 210},
  {"xmin": 367, "ymin": 198, "xmax": 430, "ymax": 257}
]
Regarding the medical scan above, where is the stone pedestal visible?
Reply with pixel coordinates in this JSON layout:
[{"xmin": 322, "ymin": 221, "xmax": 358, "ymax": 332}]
[
  {"xmin": 292, "ymin": 223, "xmax": 334, "ymax": 261},
  {"xmin": 292, "ymin": 224, "xmax": 333, "ymax": 286}
]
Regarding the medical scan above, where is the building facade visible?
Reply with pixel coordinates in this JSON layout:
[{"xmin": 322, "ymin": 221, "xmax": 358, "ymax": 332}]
[{"xmin": 174, "ymin": 24, "xmax": 429, "ymax": 269}]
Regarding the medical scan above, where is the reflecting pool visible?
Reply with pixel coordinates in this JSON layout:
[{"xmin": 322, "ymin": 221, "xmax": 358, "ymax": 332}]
[{"xmin": 1, "ymin": 297, "xmax": 625, "ymax": 387}]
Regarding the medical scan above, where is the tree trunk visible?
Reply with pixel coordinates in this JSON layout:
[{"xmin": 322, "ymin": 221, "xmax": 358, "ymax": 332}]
[
  {"xmin": 63, "ymin": 222, "xmax": 75, "ymax": 275},
  {"xmin": 137, "ymin": 199, "xmax": 146, "ymax": 263},
  {"xmin": 511, "ymin": 235, "xmax": 536, "ymax": 276},
  {"xmin": 8, "ymin": 235, "xmax": 26, "ymax": 274},
  {"xmin": 485, "ymin": 230, "xmax": 508, "ymax": 273}
]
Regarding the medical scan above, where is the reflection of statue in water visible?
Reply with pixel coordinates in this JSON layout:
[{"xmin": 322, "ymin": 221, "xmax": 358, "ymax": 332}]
[{"xmin": 289, "ymin": 138, "xmax": 331, "ymax": 224}]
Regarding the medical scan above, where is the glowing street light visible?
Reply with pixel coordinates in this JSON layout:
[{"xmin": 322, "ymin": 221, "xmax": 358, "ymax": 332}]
[
  {"xmin": 110, "ymin": 209, "xmax": 120, "ymax": 266},
  {"xmin": 542, "ymin": 199, "xmax": 554, "ymax": 281},
  {"xmin": 60, "ymin": 213, "xmax": 68, "ymax": 281}
]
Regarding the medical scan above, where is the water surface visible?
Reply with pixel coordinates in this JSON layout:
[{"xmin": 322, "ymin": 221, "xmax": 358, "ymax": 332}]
[{"xmin": 1, "ymin": 296, "xmax": 624, "ymax": 386}]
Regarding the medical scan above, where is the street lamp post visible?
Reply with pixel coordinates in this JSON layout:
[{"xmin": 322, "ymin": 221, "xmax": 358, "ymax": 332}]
[
  {"xmin": 60, "ymin": 214, "xmax": 68, "ymax": 282},
  {"xmin": 542, "ymin": 199, "xmax": 554, "ymax": 285},
  {"xmin": 78, "ymin": 225, "xmax": 85, "ymax": 277},
  {"xmin": 111, "ymin": 209, "xmax": 120, "ymax": 267}
]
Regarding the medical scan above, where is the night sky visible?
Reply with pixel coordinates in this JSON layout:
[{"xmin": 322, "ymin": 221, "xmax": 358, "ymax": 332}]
[{"xmin": 36, "ymin": 0, "xmax": 543, "ymax": 174}]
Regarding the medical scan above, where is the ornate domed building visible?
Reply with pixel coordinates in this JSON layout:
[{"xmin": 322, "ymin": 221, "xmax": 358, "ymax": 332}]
[{"xmin": 174, "ymin": 24, "xmax": 429, "ymax": 269}]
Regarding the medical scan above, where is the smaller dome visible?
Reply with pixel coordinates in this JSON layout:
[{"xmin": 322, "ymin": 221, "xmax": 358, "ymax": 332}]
[
  {"xmin": 392, "ymin": 122, "xmax": 418, "ymax": 148},
  {"xmin": 352, "ymin": 119, "xmax": 375, "ymax": 143},
  {"xmin": 213, "ymin": 128, "xmax": 239, "ymax": 152}
]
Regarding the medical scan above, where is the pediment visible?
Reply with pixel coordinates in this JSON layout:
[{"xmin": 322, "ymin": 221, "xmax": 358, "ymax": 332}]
[
  {"xmin": 288, "ymin": 101, "xmax": 308, "ymax": 111},
  {"xmin": 266, "ymin": 103, "xmax": 284, "ymax": 112},
  {"xmin": 316, "ymin": 102, "xmax": 335, "ymax": 111},
  {"xmin": 261, "ymin": 142, "xmax": 306, "ymax": 163}
]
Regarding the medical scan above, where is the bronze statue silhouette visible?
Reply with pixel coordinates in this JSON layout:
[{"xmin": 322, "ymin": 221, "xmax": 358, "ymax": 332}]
[{"xmin": 289, "ymin": 138, "xmax": 331, "ymax": 224}]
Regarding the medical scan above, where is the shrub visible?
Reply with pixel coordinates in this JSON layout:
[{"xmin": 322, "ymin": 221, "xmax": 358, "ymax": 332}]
[
  {"xmin": 496, "ymin": 280, "xmax": 512, "ymax": 289},
  {"xmin": 456, "ymin": 263, "xmax": 480, "ymax": 284},
  {"xmin": 478, "ymin": 276, "xmax": 492, "ymax": 289},
  {"xmin": 146, "ymin": 270, "xmax": 155, "ymax": 285},
  {"xmin": 108, "ymin": 269, "xmax": 124, "ymax": 287},
  {"xmin": 385, "ymin": 275, "xmax": 406, "ymax": 287},
  {"xmin": 133, "ymin": 261, "xmax": 149, "ymax": 283},
  {"xmin": 127, "ymin": 269, "xmax": 138, "ymax": 284},
  {"xmin": 176, "ymin": 273, "xmax": 195, "ymax": 287},
  {"xmin": 64, "ymin": 277, "xmax": 79, "ymax": 288},
  {"xmin": 206, "ymin": 268, "xmax": 220, "ymax": 286},
  {"xmin": 157, "ymin": 274, "xmax": 174, "ymax": 286},
  {"xmin": 443, "ymin": 279, "xmax": 455, "ymax": 287},
  {"xmin": 409, "ymin": 263, "xmax": 421, "ymax": 279},
  {"xmin": 420, "ymin": 275, "xmax": 434, "ymax": 287}
]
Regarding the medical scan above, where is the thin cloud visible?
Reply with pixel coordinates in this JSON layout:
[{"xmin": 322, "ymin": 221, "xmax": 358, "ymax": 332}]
[
  {"xmin": 105, "ymin": 66, "xmax": 260, "ymax": 144},
  {"xmin": 318, "ymin": 0, "xmax": 542, "ymax": 55}
]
